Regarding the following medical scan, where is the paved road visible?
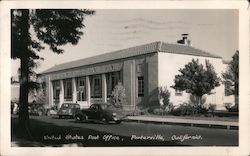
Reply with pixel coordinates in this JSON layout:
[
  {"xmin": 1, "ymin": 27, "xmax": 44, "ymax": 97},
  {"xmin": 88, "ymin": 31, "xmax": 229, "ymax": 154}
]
[{"xmin": 12, "ymin": 116, "xmax": 238, "ymax": 146}]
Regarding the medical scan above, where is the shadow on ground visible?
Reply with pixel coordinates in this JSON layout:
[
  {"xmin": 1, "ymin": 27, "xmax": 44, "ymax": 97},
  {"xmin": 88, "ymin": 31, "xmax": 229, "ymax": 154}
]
[{"xmin": 11, "ymin": 116, "xmax": 183, "ymax": 147}]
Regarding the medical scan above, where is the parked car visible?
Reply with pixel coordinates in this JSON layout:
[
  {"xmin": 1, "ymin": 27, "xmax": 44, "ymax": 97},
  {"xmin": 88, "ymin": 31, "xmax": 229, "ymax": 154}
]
[
  {"xmin": 29, "ymin": 103, "xmax": 48, "ymax": 116},
  {"xmin": 74, "ymin": 103, "xmax": 126, "ymax": 124},
  {"xmin": 57, "ymin": 103, "xmax": 80, "ymax": 119},
  {"xmin": 47, "ymin": 106, "xmax": 58, "ymax": 116}
]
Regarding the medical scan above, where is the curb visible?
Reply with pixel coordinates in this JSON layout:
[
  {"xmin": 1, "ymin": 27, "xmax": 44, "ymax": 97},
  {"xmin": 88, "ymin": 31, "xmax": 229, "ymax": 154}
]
[{"xmin": 124, "ymin": 118, "xmax": 238, "ymax": 130}]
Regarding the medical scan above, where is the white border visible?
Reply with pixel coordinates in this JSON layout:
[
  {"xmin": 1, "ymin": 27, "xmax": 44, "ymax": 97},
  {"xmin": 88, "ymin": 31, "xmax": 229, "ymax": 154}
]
[{"xmin": 0, "ymin": 1, "xmax": 249, "ymax": 156}]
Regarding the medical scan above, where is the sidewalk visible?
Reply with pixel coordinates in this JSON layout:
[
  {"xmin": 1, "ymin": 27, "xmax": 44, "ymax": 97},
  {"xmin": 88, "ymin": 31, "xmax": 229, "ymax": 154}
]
[{"xmin": 126, "ymin": 115, "xmax": 238, "ymax": 130}]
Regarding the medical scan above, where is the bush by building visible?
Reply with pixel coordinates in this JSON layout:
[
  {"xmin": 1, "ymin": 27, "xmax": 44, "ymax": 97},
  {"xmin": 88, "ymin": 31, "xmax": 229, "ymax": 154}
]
[
  {"xmin": 110, "ymin": 82, "xmax": 127, "ymax": 108},
  {"xmin": 224, "ymin": 103, "xmax": 238, "ymax": 112}
]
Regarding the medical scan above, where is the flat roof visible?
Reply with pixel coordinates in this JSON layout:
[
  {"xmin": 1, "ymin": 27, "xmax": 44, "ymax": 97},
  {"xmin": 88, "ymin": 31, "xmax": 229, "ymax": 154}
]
[{"xmin": 41, "ymin": 41, "xmax": 221, "ymax": 74}]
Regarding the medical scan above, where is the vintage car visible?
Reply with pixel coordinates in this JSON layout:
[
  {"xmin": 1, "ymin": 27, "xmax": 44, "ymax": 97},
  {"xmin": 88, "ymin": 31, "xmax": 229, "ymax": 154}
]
[
  {"xmin": 74, "ymin": 103, "xmax": 126, "ymax": 124},
  {"xmin": 47, "ymin": 105, "xmax": 58, "ymax": 116},
  {"xmin": 57, "ymin": 103, "xmax": 80, "ymax": 119}
]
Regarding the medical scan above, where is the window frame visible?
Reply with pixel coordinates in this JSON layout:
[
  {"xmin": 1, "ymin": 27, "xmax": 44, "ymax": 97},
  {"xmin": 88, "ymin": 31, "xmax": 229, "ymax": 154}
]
[
  {"xmin": 106, "ymin": 71, "xmax": 121, "ymax": 97},
  {"xmin": 63, "ymin": 79, "xmax": 73, "ymax": 101},
  {"xmin": 52, "ymin": 80, "xmax": 60, "ymax": 101},
  {"xmin": 137, "ymin": 76, "xmax": 144, "ymax": 97},
  {"xmin": 91, "ymin": 75, "xmax": 102, "ymax": 98},
  {"xmin": 76, "ymin": 77, "xmax": 86, "ymax": 101}
]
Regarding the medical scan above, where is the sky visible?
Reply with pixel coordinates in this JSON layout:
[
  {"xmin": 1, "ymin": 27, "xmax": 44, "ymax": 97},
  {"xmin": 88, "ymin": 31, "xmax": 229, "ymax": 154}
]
[{"xmin": 11, "ymin": 9, "xmax": 239, "ymax": 77}]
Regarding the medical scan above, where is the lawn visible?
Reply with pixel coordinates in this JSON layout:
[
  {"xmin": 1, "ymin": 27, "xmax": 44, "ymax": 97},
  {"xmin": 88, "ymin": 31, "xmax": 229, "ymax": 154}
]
[{"xmin": 142, "ymin": 113, "xmax": 238, "ymax": 122}]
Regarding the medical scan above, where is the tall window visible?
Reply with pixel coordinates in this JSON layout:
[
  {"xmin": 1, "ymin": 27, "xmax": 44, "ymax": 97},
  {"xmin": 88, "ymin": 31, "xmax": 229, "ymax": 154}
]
[
  {"xmin": 63, "ymin": 79, "xmax": 72, "ymax": 101},
  {"xmin": 106, "ymin": 71, "xmax": 121, "ymax": 97},
  {"xmin": 136, "ymin": 64, "xmax": 142, "ymax": 73},
  {"xmin": 52, "ymin": 80, "xmax": 60, "ymax": 102},
  {"xmin": 76, "ymin": 77, "xmax": 86, "ymax": 101},
  {"xmin": 91, "ymin": 75, "xmax": 102, "ymax": 98},
  {"xmin": 138, "ymin": 76, "xmax": 144, "ymax": 97}
]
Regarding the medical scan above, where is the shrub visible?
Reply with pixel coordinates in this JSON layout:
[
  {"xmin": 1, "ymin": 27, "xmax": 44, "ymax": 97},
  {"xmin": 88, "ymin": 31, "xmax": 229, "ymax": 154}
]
[
  {"xmin": 224, "ymin": 103, "xmax": 232, "ymax": 111},
  {"xmin": 153, "ymin": 108, "xmax": 165, "ymax": 115},
  {"xmin": 189, "ymin": 95, "xmax": 208, "ymax": 114},
  {"xmin": 171, "ymin": 99, "xmax": 210, "ymax": 116},
  {"xmin": 158, "ymin": 86, "xmax": 173, "ymax": 113},
  {"xmin": 224, "ymin": 103, "xmax": 238, "ymax": 112},
  {"xmin": 229, "ymin": 105, "xmax": 238, "ymax": 112},
  {"xmin": 208, "ymin": 104, "xmax": 216, "ymax": 112},
  {"xmin": 110, "ymin": 82, "xmax": 127, "ymax": 108},
  {"xmin": 147, "ymin": 105, "xmax": 160, "ymax": 114},
  {"xmin": 171, "ymin": 103, "xmax": 197, "ymax": 116}
]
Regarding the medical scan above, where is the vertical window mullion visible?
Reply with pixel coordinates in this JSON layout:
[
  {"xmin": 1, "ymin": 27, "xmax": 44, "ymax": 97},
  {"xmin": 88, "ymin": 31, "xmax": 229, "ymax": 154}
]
[{"xmin": 137, "ymin": 76, "xmax": 144, "ymax": 97}]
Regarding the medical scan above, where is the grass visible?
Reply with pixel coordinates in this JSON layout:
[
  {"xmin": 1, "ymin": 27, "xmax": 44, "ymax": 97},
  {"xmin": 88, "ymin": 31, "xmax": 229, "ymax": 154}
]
[{"xmin": 141, "ymin": 113, "xmax": 238, "ymax": 122}]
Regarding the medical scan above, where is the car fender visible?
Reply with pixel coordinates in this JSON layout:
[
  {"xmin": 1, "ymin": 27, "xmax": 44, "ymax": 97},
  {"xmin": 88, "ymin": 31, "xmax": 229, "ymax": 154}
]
[{"xmin": 100, "ymin": 112, "xmax": 113, "ymax": 121}]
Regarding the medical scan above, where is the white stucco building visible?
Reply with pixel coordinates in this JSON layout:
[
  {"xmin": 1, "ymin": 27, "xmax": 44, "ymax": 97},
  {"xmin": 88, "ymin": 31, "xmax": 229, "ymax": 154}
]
[{"xmin": 40, "ymin": 36, "xmax": 234, "ymax": 110}]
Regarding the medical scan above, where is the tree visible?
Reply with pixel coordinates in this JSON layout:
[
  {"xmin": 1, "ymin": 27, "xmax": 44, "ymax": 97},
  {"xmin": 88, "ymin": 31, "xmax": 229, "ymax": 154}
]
[
  {"xmin": 158, "ymin": 86, "xmax": 173, "ymax": 112},
  {"xmin": 11, "ymin": 9, "xmax": 95, "ymax": 135},
  {"xmin": 110, "ymin": 82, "xmax": 127, "ymax": 108},
  {"xmin": 222, "ymin": 51, "xmax": 239, "ymax": 106},
  {"xmin": 171, "ymin": 59, "xmax": 220, "ymax": 110}
]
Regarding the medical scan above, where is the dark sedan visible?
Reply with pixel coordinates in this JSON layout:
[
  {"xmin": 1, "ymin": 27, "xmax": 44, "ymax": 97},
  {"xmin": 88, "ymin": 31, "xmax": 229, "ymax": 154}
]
[
  {"xmin": 57, "ymin": 103, "xmax": 80, "ymax": 119},
  {"xmin": 74, "ymin": 103, "xmax": 126, "ymax": 124}
]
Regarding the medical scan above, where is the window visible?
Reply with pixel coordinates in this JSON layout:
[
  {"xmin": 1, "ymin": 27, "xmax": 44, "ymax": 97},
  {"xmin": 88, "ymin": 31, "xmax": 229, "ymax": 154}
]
[
  {"xmin": 90, "ymin": 104, "xmax": 99, "ymax": 110},
  {"xmin": 91, "ymin": 75, "xmax": 102, "ymax": 98},
  {"xmin": 106, "ymin": 71, "xmax": 121, "ymax": 97},
  {"xmin": 76, "ymin": 77, "xmax": 86, "ymax": 101},
  {"xmin": 138, "ymin": 76, "xmax": 144, "ymax": 97},
  {"xmin": 136, "ymin": 64, "xmax": 142, "ymax": 73},
  {"xmin": 63, "ymin": 79, "xmax": 72, "ymax": 101},
  {"xmin": 52, "ymin": 80, "xmax": 60, "ymax": 102},
  {"xmin": 175, "ymin": 90, "xmax": 183, "ymax": 96}
]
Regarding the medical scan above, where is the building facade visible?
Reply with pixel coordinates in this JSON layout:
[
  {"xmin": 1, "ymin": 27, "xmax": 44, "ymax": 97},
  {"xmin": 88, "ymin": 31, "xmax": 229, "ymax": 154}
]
[{"xmin": 40, "ymin": 41, "xmax": 234, "ymax": 110}]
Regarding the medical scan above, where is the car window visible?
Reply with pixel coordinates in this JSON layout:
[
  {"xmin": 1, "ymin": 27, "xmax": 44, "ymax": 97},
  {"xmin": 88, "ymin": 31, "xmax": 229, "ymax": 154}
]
[
  {"xmin": 62, "ymin": 104, "xmax": 70, "ymax": 108},
  {"xmin": 100, "ymin": 104, "xmax": 107, "ymax": 110},
  {"xmin": 90, "ymin": 105, "xmax": 97, "ymax": 110},
  {"xmin": 100, "ymin": 104, "xmax": 114, "ymax": 110}
]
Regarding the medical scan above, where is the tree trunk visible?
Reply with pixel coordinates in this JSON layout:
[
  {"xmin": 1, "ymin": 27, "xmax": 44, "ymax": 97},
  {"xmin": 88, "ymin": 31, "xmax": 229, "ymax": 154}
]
[
  {"xmin": 196, "ymin": 95, "xmax": 202, "ymax": 114},
  {"xmin": 18, "ymin": 9, "xmax": 31, "ymax": 138}
]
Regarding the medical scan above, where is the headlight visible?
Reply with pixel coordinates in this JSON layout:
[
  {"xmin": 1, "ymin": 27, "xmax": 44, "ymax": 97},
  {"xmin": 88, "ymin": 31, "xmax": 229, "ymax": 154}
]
[{"xmin": 112, "ymin": 113, "xmax": 117, "ymax": 117}]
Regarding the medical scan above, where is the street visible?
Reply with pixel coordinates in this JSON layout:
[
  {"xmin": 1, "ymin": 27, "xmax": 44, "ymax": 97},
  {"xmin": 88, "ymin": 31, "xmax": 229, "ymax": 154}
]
[{"xmin": 11, "ymin": 115, "xmax": 238, "ymax": 147}]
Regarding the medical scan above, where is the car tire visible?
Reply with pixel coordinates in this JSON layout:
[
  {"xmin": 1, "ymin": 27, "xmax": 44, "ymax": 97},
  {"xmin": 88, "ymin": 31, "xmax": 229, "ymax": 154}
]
[
  {"xmin": 115, "ymin": 120, "xmax": 122, "ymax": 124},
  {"xmin": 101, "ymin": 116, "xmax": 109, "ymax": 124},
  {"xmin": 75, "ymin": 114, "xmax": 86, "ymax": 122},
  {"xmin": 75, "ymin": 115, "xmax": 82, "ymax": 121}
]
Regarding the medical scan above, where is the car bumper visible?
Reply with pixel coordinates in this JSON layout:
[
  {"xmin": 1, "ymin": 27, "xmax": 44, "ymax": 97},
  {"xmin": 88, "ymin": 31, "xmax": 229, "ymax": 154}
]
[
  {"xmin": 57, "ymin": 113, "xmax": 73, "ymax": 116},
  {"xmin": 112, "ymin": 116, "xmax": 126, "ymax": 121}
]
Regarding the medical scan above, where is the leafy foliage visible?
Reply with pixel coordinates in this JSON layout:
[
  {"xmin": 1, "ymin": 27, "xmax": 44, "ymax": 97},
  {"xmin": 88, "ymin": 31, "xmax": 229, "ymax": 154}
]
[
  {"xmin": 11, "ymin": 9, "xmax": 95, "ymax": 130},
  {"xmin": 222, "ymin": 51, "xmax": 239, "ymax": 105},
  {"xmin": 172, "ymin": 59, "xmax": 220, "ymax": 97},
  {"xmin": 224, "ymin": 103, "xmax": 238, "ymax": 112},
  {"xmin": 158, "ymin": 86, "xmax": 173, "ymax": 113},
  {"xmin": 171, "ymin": 103, "xmax": 196, "ymax": 116},
  {"xmin": 110, "ymin": 82, "xmax": 127, "ymax": 108},
  {"xmin": 12, "ymin": 9, "xmax": 95, "ymax": 59},
  {"xmin": 171, "ymin": 59, "xmax": 220, "ymax": 108}
]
